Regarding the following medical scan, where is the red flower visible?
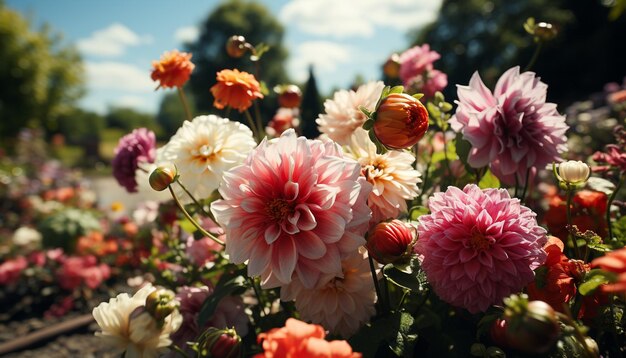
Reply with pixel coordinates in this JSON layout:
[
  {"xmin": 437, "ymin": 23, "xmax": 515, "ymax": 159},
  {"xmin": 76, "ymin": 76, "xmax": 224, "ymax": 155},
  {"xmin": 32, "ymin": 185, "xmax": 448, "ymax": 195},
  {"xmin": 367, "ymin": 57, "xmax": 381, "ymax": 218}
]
[
  {"xmin": 591, "ymin": 247, "xmax": 626, "ymax": 294},
  {"xmin": 544, "ymin": 190, "xmax": 607, "ymax": 241}
]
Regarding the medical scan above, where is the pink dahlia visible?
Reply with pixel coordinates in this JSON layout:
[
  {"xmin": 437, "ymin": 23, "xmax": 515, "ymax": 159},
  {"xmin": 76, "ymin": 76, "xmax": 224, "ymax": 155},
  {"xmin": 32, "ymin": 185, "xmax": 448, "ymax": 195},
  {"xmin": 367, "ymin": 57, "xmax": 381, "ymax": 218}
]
[
  {"xmin": 449, "ymin": 66, "xmax": 568, "ymax": 184},
  {"xmin": 112, "ymin": 128, "xmax": 156, "ymax": 193},
  {"xmin": 398, "ymin": 44, "xmax": 441, "ymax": 85},
  {"xmin": 415, "ymin": 184, "xmax": 547, "ymax": 313},
  {"xmin": 211, "ymin": 129, "xmax": 372, "ymax": 288}
]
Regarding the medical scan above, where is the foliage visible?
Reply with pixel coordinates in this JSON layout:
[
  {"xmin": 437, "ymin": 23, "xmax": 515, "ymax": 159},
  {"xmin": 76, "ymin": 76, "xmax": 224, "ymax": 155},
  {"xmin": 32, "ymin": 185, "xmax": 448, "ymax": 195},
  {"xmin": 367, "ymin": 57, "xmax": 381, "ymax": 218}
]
[{"xmin": 299, "ymin": 66, "xmax": 323, "ymax": 139}]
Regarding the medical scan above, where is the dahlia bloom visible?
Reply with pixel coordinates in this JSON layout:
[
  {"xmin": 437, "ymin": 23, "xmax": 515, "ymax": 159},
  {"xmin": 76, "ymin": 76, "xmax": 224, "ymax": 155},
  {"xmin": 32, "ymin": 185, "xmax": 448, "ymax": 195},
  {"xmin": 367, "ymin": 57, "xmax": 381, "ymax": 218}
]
[
  {"xmin": 416, "ymin": 184, "xmax": 547, "ymax": 313},
  {"xmin": 398, "ymin": 44, "xmax": 441, "ymax": 85},
  {"xmin": 266, "ymin": 107, "xmax": 300, "ymax": 137},
  {"xmin": 591, "ymin": 247, "xmax": 626, "ymax": 293},
  {"xmin": 210, "ymin": 69, "xmax": 264, "ymax": 112},
  {"xmin": 317, "ymin": 81, "xmax": 385, "ymax": 145},
  {"xmin": 405, "ymin": 69, "xmax": 448, "ymax": 99},
  {"xmin": 151, "ymin": 50, "xmax": 195, "ymax": 89},
  {"xmin": 92, "ymin": 284, "xmax": 183, "ymax": 358},
  {"xmin": 157, "ymin": 115, "xmax": 256, "ymax": 201},
  {"xmin": 450, "ymin": 66, "xmax": 568, "ymax": 184},
  {"xmin": 57, "ymin": 255, "xmax": 111, "ymax": 290},
  {"xmin": 0, "ymin": 256, "xmax": 27, "ymax": 285},
  {"xmin": 171, "ymin": 286, "xmax": 248, "ymax": 353},
  {"xmin": 281, "ymin": 250, "xmax": 377, "ymax": 338},
  {"xmin": 112, "ymin": 128, "xmax": 157, "ymax": 193},
  {"xmin": 593, "ymin": 144, "xmax": 626, "ymax": 173},
  {"xmin": 211, "ymin": 129, "xmax": 372, "ymax": 288},
  {"xmin": 373, "ymin": 93, "xmax": 429, "ymax": 150},
  {"xmin": 255, "ymin": 318, "xmax": 362, "ymax": 358},
  {"xmin": 345, "ymin": 128, "xmax": 421, "ymax": 223}
]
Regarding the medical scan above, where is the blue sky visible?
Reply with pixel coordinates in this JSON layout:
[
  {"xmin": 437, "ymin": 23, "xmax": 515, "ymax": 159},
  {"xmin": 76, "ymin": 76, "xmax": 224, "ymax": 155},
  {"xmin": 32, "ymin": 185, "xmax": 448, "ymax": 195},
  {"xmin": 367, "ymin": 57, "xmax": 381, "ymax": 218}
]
[{"xmin": 7, "ymin": 0, "xmax": 441, "ymax": 114}]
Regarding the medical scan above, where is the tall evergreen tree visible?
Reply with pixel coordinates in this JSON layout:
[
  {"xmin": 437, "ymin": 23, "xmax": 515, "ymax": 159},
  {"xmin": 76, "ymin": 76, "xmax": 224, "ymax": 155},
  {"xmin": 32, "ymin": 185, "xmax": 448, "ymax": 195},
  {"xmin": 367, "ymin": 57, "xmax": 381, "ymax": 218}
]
[{"xmin": 300, "ymin": 66, "xmax": 322, "ymax": 139}]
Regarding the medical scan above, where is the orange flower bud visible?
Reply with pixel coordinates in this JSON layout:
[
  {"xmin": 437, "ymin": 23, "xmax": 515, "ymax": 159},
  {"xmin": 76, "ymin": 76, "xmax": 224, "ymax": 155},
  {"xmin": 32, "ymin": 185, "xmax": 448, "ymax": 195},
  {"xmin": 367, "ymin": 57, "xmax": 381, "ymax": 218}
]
[
  {"xmin": 366, "ymin": 219, "xmax": 414, "ymax": 264},
  {"xmin": 373, "ymin": 93, "xmax": 429, "ymax": 149},
  {"xmin": 277, "ymin": 84, "xmax": 302, "ymax": 108},
  {"xmin": 149, "ymin": 162, "xmax": 177, "ymax": 191},
  {"xmin": 226, "ymin": 35, "xmax": 248, "ymax": 58}
]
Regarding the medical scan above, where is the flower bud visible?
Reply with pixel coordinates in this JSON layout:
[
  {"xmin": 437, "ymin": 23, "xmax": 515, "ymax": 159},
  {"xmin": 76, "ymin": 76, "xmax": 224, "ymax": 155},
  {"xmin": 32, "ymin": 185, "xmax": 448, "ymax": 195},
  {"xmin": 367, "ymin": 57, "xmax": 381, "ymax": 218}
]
[
  {"xmin": 276, "ymin": 84, "xmax": 302, "ymax": 108},
  {"xmin": 145, "ymin": 288, "xmax": 178, "ymax": 322},
  {"xmin": 383, "ymin": 53, "xmax": 401, "ymax": 78},
  {"xmin": 226, "ymin": 35, "xmax": 248, "ymax": 58},
  {"xmin": 149, "ymin": 162, "xmax": 177, "ymax": 191},
  {"xmin": 501, "ymin": 294, "xmax": 560, "ymax": 354},
  {"xmin": 556, "ymin": 160, "xmax": 590, "ymax": 185},
  {"xmin": 197, "ymin": 327, "xmax": 241, "ymax": 358},
  {"xmin": 534, "ymin": 22, "xmax": 558, "ymax": 41},
  {"xmin": 373, "ymin": 93, "xmax": 429, "ymax": 149},
  {"xmin": 366, "ymin": 219, "xmax": 415, "ymax": 264}
]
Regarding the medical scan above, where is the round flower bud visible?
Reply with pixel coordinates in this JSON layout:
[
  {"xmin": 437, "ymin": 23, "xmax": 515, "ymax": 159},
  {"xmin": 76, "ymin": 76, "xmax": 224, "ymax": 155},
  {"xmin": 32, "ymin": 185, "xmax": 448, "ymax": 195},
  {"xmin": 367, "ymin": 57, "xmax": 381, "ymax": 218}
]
[
  {"xmin": 198, "ymin": 327, "xmax": 241, "ymax": 358},
  {"xmin": 226, "ymin": 35, "xmax": 248, "ymax": 58},
  {"xmin": 149, "ymin": 163, "xmax": 177, "ymax": 191},
  {"xmin": 145, "ymin": 288, "xmax": 178, "ymax": 322},
  {"xmin": 534, "ymin": 22, "xmax": 558, "ymax": 41},
  {"xmin": 277, "ymin": 84, "xmax": 302, "ymax": 108},
  {"xmin": 501, "ymin": 294, "xmax": 560, "ymax": 354},
  {"xmin": 383, "ymin": 53, "xmax": 401, "ymax": 78},
  {"xmin": 373, "ymin": 93, "xmax": 429, "ymax": 149},
  {"xmin": 557, "ymin": 160, "xmax": 590, "ymax": 185},
  {"xmin": 366, "ymin": 219, "xmax": 415, "ymax": 264}
]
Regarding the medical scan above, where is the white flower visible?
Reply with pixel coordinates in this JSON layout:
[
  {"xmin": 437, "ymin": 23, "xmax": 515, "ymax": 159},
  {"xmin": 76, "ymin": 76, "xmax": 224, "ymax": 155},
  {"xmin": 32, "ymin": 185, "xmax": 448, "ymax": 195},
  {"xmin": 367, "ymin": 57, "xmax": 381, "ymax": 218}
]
[
  {"xmin": 345, "ymin": 128, "xmax": 421, "ymax": 224},
  {"xmin": 557, "ymin": 160, "xmax": 590, "ymax": 185},
  {"xmin": 281, "ymin": 250, "xmax": 376, "ymax": 338},
  {"xmin": 317, "ymin": 81, "xmax": 385, "ymax": 145},
  {"xmin": 92, "ymin": 284, "xmax": 183, "ymax": 358},
  {"xmin": 12, "ymin": 227, "xmax": 42, "ymax": 247},
  {"xmin": 157, "ymin": 115, "xmax": 256, "ymax": 201}
]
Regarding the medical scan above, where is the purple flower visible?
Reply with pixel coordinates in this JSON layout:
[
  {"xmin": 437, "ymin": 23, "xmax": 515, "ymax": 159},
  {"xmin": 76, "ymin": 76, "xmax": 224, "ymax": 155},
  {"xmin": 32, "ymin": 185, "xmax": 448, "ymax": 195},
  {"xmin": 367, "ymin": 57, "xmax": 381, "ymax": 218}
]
[
  {"xmin": 449, "ymin": 66, "xmax": 568, "ymax": 184},
  {"xmin": 112, "ymin": 128, "xmax": 156, "ymax": 192}
]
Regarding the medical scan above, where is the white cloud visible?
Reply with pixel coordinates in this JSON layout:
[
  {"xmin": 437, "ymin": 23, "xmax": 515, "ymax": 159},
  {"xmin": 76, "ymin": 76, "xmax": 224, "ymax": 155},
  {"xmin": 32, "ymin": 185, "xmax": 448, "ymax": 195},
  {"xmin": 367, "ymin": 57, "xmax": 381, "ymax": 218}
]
[
  {"xmin": 77, "ymin": 23, "xmax": 152, "ymax": 57},
  {"xmin": 174, "ymin": 26, "xmax": 199, "ymax": 44},
  {"xmin": 85, "ymin": 61, "xmax": 154, "ymax": 92},
  {"xmin": 280, "ymin": 0, "xmax": 441, "ymax": 38},
  {"xmin": 288, "ymin": 41, "xmax": 352, "ymax": 83}
]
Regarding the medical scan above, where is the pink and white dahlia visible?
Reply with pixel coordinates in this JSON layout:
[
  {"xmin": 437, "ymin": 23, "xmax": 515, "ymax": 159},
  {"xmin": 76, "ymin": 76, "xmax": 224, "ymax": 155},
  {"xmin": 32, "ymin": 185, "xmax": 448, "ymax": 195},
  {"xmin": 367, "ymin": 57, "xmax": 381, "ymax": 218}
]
[
  {"xmin": 281, "ymin": 250, "xmax": 376, "ymax": 338},
  {"xmin": 345, "ymin": 128, "xmax": 421, "ymax": 224},
  {"xmin": 398, "ymin": 44, "xmax": 441, "ymax": 85},
  {"xmin": 415, "ymin": 184, "xmax": 547, "ymax": 313},
  {"xmin": 211, "ymin": 129, "xmax": 372, "ymax": 288},
  {"xmin": 157, "ymin": 115, "xmax": 256, "ymax": 201},
  {"xmin": 317, "ymin": 81, "xmax": 385, "ymax": 145},
  {"xmin": 449, "ymin": 66, "xmax": 568, "ymax": 184}
]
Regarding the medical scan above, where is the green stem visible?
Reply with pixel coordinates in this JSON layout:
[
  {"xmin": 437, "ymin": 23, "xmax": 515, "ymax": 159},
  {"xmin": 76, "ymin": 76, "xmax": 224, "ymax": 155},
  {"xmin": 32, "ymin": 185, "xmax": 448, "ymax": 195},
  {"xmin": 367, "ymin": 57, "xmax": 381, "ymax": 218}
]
[
  {"xmin": 566, "ymin": 187, "xmax": 581, "ymax": 259},
  {"xmin": 524, "ymin": 41, "xmax": 543, "ymax": 72},
  {"xmin": 244, "ymin": 109, "xmax": 260, "ymax": 141},
  {"xmin": 177, "ymin": 87, "xmax": 192, "ymax": 122},
  {"xmin": 368, "ymin": 255, "xmax": 383, "ymax": 313},
  {"xmin": 168, "ymin": 185, "xmax": 224, "ymax": 246},
  {"xmin": 175, "ymin": 179, "xmax": 213, "ymax": 220},
  {"xmin": 514, "ymin": 174, "xmax": 520, "ymax": 198},
  {"xmin": 248, "ymin": 277, "xmax": 266, "ymax": 317},
  {"xmin": 520, "ymin": 167, "xmax": 532, "ymax": 203},
  {"xmin": 253, "ymin": 101, "xmax": 265, "ymax": 140},
  {"xmin": 606, "ymin": 173, "xmax": 624, "ymax": 243}
]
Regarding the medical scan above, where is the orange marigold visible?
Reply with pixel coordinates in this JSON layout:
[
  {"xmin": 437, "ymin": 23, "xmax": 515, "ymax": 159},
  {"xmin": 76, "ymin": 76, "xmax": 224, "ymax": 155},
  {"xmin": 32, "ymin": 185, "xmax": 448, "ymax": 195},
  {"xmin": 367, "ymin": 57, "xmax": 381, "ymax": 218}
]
[
  {"xmin": 151, "ymin": 50, "xmax": 195, "ymax": 89},
  {"xmin": 210, "ymin": 69, "xmax": 264, "ymax": 112},
  {"xmin": 255, "ymin": 318, "xmax": 361, "ymax": 358}
]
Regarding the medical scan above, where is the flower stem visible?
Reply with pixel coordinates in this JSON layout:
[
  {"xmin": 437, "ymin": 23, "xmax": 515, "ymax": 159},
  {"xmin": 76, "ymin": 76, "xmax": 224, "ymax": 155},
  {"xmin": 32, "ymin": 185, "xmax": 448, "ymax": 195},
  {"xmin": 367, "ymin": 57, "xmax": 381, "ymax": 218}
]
[
  {"xmin": 520, "ymin": 167, "xmax": 532, "ymax": 204},
  {"xmin": 168, "ymin": 185, "xmax": 224, "ymax": 246},
  {"xmin": 606, "ymin": 172, "xmax": 624, "ymax": 243},
  {"xmin": 565, "ymin": 186, "xmax": 581, "ymax": 259},
  {"xmin": 177, "ymin": 87, "xmax": 193, "ymax": 122},
  {"xmin": 247, "ymin": 276, "xmax": 267, "ymax": 317},
  {"xmin": 175, "ymin": 179, "xmax": 214, "ymax": 220},
  {"xmin": 524, "ymin": 41, "xmax": 543, "ymax": 72},
  {"xmin": 254, "ymin": 101, "xmax": 266, "ymax": 140},
  {"xmin": 244, "ymin": 109, "xmax": 260, "ymax": 142},
  {"xmin": 368, "ymin": 255, "xmax": 383, "ymax": 313}
]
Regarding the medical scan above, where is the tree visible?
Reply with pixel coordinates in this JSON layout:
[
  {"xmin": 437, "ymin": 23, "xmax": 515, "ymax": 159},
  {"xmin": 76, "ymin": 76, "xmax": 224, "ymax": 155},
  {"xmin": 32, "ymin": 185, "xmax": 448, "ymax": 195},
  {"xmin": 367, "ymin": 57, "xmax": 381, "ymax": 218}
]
[
  {"xmin": 300, "ymin": 66, "xmax": 323, "ymax": 139},
  {"xmin": 105, "ymin": 107, "xmax": 161, "ymax": 136},
  {"xmin": 57, "ymin": 108, "xmax": 105, "ymax": 162},
  {"xmin": 156, "ymin": 92, "xmax": 195, "ymax": 139},
  {"xmin": 186, "ymin": 0, "xmax": 290, "ymax": 120},
  {"xmin": 0, "ymin": 3, "xmax": 84, "ymax": 144}
]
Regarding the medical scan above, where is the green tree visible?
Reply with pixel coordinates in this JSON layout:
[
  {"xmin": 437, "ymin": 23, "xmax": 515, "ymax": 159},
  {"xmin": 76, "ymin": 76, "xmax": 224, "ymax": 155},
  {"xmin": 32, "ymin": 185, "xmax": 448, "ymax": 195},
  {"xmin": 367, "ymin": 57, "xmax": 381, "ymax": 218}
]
[
  {"xmin": 0, "ymin": 3, "xmax": 84, "ymax": 144},
  {"xmin": 300, "ymin": 66, "xmax": 323, "ymax": 139},
  {"xmin": 57, "ymin": 108, "xmax": 105, "ymax": 162},
  {"xmin": 105, "ymin": 107, "xmax": 161, "ymax": 135},
  {"xmin": 186, "ymin": 0, "xmax": 290, "ymax": 121},
  {"xmin": 156, "ymin": 92, "xmax": 195, "ymax": 139}
]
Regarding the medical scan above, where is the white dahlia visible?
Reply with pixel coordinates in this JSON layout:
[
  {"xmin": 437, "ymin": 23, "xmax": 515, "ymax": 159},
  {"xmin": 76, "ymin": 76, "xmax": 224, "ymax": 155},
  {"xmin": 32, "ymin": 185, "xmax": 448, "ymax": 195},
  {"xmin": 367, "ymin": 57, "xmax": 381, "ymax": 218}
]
[
  {"xmin": 281, "ymin": 249, "xmax": 376, "ymax": 338},
  {"xmin": 317, "ymin": 81, "xmax": 385, "ymax": 145},
  {"xmin": 92, "ymin": 284, "xmax": 183, "ymax": 358},
  {"xmin": 157, "ymin": 115, "xmax": 256, "ymax": 201},
  {"xmin": 346, "ymin": 128, "xmax": 421, "ymax": 224}
]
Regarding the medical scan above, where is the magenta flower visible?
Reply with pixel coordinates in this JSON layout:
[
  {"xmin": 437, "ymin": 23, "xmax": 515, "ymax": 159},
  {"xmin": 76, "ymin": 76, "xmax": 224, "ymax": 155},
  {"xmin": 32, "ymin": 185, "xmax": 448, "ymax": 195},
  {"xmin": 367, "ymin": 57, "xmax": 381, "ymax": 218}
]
[
  {"xmin": 416, "ymin": 184, "xmax": 547, "ymax": 313},
  {"xmin": 56, "ymin": 255, "xmax": 111, "ymax": 290},
  {"xmin": 112, "ymin": 128, "xmax": 156, "ymax": 193},
  {"xmin": 398, "ymin": 44, "xmax": 441, "ymax": 84},
  {"xmin": 211, "ymin": 129, "xmax": 372, "ymax": 289},
  {"xmin": 450, "ymin": 66, "xmax": 568, "ymax": 184}
]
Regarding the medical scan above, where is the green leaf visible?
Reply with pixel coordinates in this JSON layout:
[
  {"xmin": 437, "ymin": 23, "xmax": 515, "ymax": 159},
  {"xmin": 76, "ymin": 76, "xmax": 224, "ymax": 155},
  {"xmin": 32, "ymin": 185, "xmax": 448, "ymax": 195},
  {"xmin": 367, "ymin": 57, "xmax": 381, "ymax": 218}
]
[
  {"xmin": 259, "ymin": 81, "xmax": 269, "ymax": 96},
  {"xmin": 359, "ymin": 106, "xmax": 372, "ymax": 119},
  {"xmin": 384, "ymin": 264, "xmax": 423, "ymax": 291},
  {"xmin": 197, "ymin": 273, "xmax": 246, "ymax": 326},
  {"xmin": 439, "ymin": 102, "xmax": 453, "ymax": 113},
  {"xmin": 412, "ymin": 93, "xmax": 424, "ymax": 100},
  {"xmin": 426, "ymin": 102, "xmax": 441, "ymax": 120},
  {"xmin": 251, "ymin": 42, "xmax": 270, "ymax": 61},
  {"xmin": 178, "ymin": 218, "xmax": 197, "ymax": 233},
  {"xmin": 579, "ymin": 269, "xmax": 615, "ymax": 296},
  {"xmin": 389, "ymin": 85, "xmax": 404, "ymax": 95},
  {"xmin": 409, "ymin": 206, "xmax": 429, "ymax": 221},
  {"xmin": 588, "ymin": 242, "xmax": 612, "ymax": 252},
  {"xmin": 454, "ymin": 133, "xmax": 471, "ymax": 164},
  {"xmin": 349, "ymin": 311, "xmax": 420, "ymax": 357},
  {"xmin": 478, "ymin": 169, "xmax": 500, "ymax": 189}
]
